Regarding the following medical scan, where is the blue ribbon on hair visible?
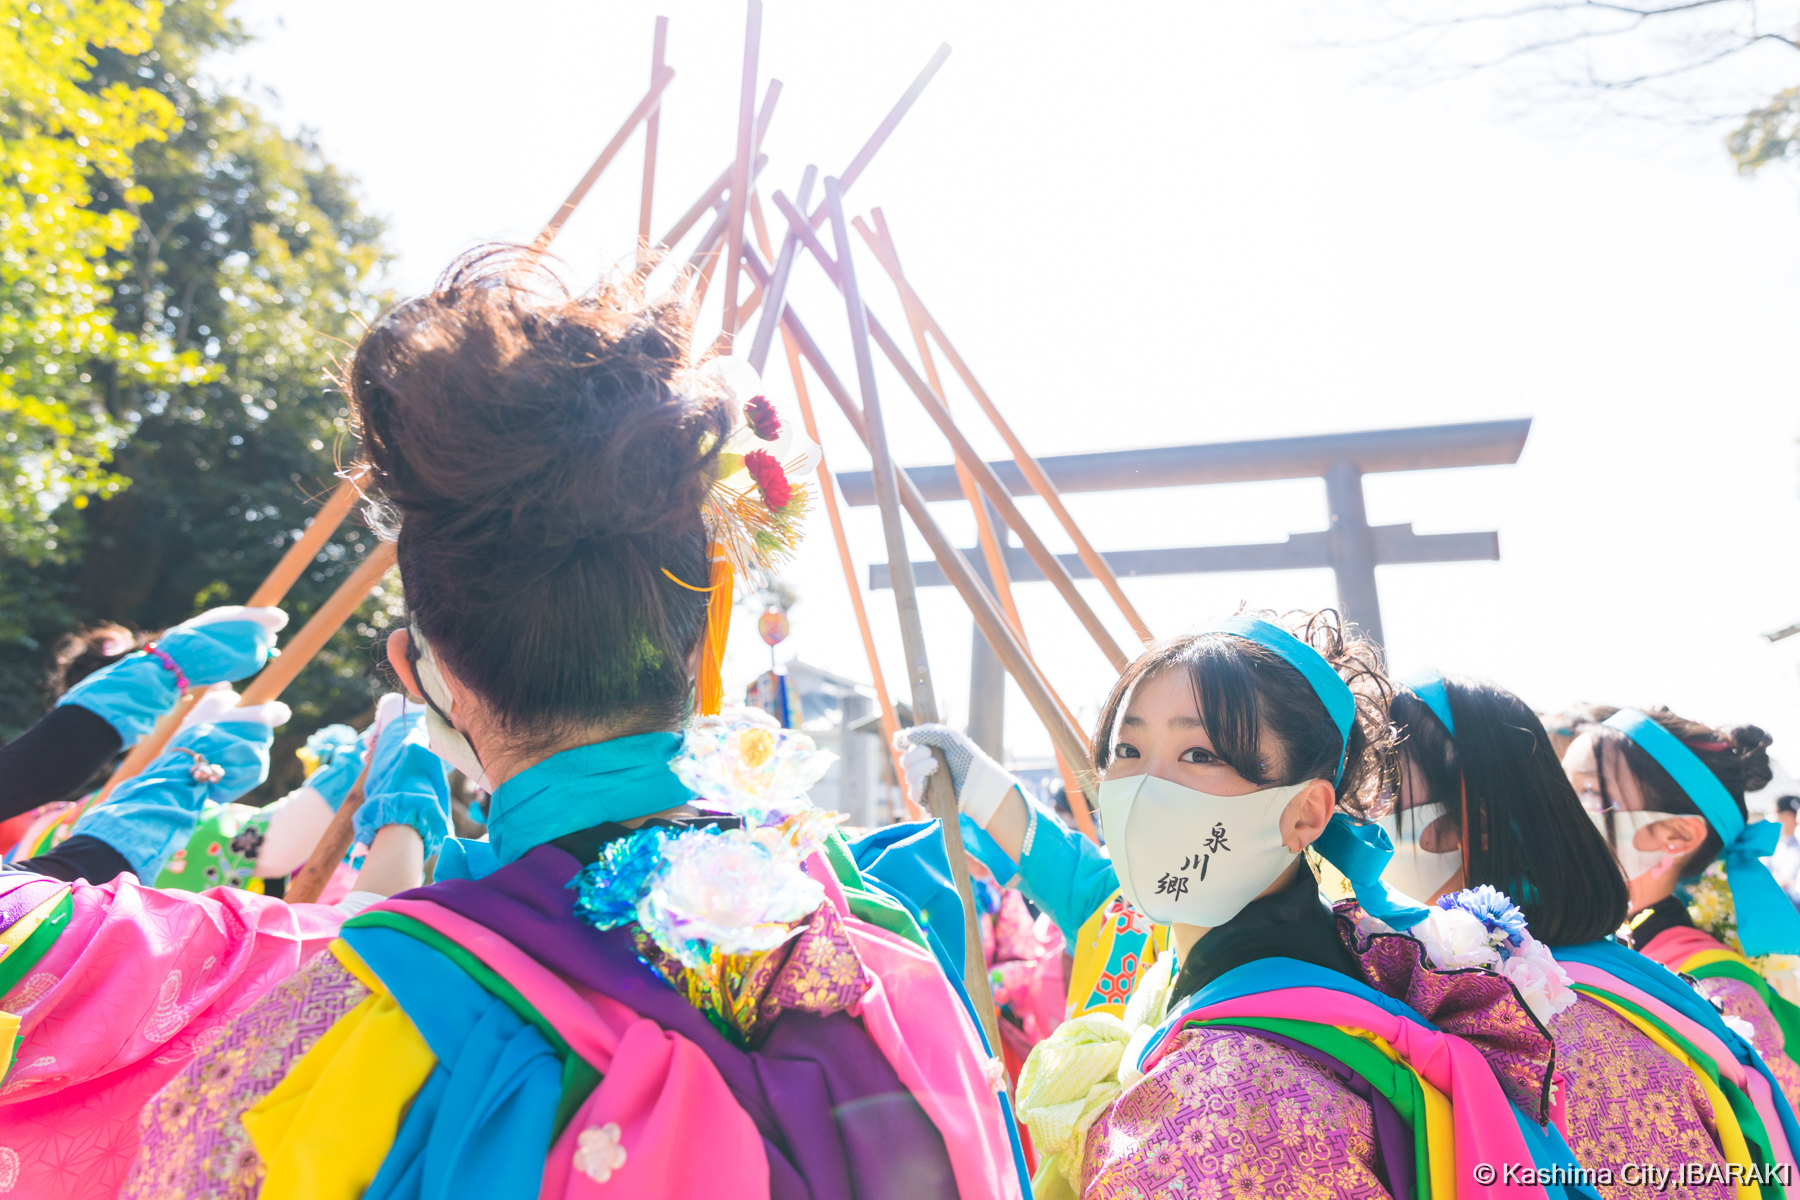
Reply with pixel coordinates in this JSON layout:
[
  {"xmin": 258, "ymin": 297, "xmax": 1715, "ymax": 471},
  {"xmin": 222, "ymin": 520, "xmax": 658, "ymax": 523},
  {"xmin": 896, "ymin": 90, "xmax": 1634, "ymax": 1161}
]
[
  {"xmin": 1603, "ymin": 708, "xmax": 1800, "ymax": 957},
  {"xmin": 1205, "ymin": 616, "xmax": 1354, "ymax": 784},
  {"xmin": 1313, "ymin": 812, "xmax": 1432, "ymax": 930},
  {"xmin": 1403, "ymin": 672, "xmax": 1456, "ymax": 738}
]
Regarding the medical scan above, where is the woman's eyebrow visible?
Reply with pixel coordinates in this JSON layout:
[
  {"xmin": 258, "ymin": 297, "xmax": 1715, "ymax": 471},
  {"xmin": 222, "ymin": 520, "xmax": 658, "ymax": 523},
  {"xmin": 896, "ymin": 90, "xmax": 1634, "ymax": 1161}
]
[{"xmin": 1166, "ymin": 713, "xmax": 1206, "ymax": 729}]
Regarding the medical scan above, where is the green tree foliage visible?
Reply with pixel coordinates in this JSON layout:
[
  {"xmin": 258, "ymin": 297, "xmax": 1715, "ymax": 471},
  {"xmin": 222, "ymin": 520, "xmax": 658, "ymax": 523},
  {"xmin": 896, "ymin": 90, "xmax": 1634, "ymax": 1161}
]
[
  {"xmin": 0, "ymin": 0, "xmax": 204, "ymax": 563},
  {"xmin": 1729, "ymin": 88, "xmax": 1800, "ymax": 174},
  {"xmin": 1, "ymin": 0, "xmax": 397, "ymax": 801}
]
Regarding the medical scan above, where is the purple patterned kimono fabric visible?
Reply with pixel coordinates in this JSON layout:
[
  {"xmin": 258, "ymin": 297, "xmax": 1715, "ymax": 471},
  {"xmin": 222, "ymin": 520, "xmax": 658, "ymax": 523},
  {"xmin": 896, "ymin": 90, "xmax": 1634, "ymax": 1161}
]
[
  {"xmin": 402, "ymin": 843, "xmax": 956, "ymax": 1200},
  {"xmin": 1696, "ymin": 976, "xmax": 1800, "ymax": 1108},
  {"xmin": 1337, "ymin": 903, "xmax": 1555, "ymax": 1119},
  {"xmin": 1247, "ymin": 1027, "xmax": 1415, "ymax": 1200}
]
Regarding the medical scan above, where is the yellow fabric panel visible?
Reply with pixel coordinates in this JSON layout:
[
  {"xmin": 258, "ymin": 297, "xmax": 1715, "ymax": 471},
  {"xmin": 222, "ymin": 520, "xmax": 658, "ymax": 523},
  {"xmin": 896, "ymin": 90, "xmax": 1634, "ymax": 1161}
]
[
  {"xmin": 1334, "ymin": 1025, "xmax": 1456, "ymax": 1200},
  {"xmin": 246, "ymin": 949, "xmax": 438, "ymax": 1200},
  {"xmin": 0, "ymin": 1010, "xmax": 18, "ymax": 1081},
  {"xmin": 330, "ymin": 937, "xmax": 384, "ymax": 992},
  {"xmin": 0, "ymin": 887, "xmax": 69, "ymax": 963},
  {"xmin": 1682, "ymin": 947, "xmax": 1753, "ymax": 973},
  {"xmin": 1582, "ymin": 992, "xmax": 1757, "ymax": 1200},
  {"xmin": 1066, "ymin": 892, "xmax": 1170, "ymax": 1020}
]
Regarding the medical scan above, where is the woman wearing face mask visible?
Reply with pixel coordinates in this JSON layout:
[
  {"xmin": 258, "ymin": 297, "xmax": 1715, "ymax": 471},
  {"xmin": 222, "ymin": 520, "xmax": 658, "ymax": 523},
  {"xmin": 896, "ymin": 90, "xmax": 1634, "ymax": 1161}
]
[
  {"xmin": 1386, "ymin": 675, "xmax": 1800, "ymax": 1193},
  {"xmin": 122, "ymin": 251, "xmax": 1023, "ymax": 1200},
  {"xmin": 904, "ymin": 615, "xmax": 1597, "ymax": 1199},
  {"xmin": 1565, "ymin": 707, "xmax": 1800, "ymax": 1110}
]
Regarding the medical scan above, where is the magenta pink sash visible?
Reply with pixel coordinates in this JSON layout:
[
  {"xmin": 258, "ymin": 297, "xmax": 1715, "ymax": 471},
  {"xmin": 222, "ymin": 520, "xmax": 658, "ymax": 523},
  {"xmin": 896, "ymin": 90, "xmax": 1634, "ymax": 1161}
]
[
  {"xmin": 1181, "ymin": 987, "xmax": 1544, "ymax": 1199},
  {"xmin": 371, "ymin": 896, "xmax": 767, "ymax": 1200},
  {"xmin": 0, "ymin": 874, "xmax": 341, "ymax": 1200},
  {"xmin": 805, "ymin": 852, "xmax": 1023, "ymax": 1200}
]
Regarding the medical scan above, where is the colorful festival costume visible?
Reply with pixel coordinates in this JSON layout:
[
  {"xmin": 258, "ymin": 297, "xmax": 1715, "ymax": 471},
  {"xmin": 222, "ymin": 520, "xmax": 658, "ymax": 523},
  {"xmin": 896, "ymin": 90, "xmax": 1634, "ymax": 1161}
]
[
  {"xmin": 124, "ymin": 723, "xmax": 1028, "ymax": 1199},
  {"xmin": 0, "ymin": 872, "xmax": 342, "ymax": 1200}
]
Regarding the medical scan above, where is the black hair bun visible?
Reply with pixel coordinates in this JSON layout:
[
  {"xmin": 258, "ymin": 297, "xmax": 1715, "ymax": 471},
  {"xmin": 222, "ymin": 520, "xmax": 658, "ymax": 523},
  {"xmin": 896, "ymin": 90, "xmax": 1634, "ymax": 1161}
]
[{"xmin": 1724, "ymin": 723, "xmax": 1775, "ymax": 793}]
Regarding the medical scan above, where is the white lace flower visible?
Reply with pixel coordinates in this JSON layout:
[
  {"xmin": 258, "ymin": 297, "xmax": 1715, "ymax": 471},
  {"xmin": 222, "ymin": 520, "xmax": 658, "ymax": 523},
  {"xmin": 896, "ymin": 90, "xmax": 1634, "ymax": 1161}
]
[
  {"xmin": 1414, "ymin": 905, "xmax": 1503, "ymax": 972},
  {"xmin": 573, "ymin": 1122, "xmax": 627, "ymax": 1184}
]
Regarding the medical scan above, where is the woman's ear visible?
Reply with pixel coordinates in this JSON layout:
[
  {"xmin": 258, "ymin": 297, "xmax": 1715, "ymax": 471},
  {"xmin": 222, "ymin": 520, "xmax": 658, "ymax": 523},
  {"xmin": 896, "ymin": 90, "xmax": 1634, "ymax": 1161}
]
[
  {"xmin": 1282, "ymin": 778, "xmax": 1339, "ymax": 854},
  {"xmin": 1651, "ymin": 815, "xmax": 1710, "ymax": 856},
  {"xmin": 387, "ymin": 628, "xmax": 424, "ymax": 701}
]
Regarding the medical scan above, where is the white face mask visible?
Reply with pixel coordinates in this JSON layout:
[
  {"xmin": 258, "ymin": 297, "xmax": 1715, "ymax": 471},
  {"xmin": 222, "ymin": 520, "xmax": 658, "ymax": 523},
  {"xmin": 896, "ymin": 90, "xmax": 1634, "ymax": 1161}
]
[
  {"xmin": 1098, "ymin": 773, "xmax": 1304, "ymax": 927},
  {"xmin": 1381, "ymin": 804, "xmax": 1462, "ymax": 903},
  {"xmin": 410, "ymin": 628, "xmax": 494, "ymax": 794},
  {"xmin": 1588, "ymin": 809, "xmax": 1693, "ymax": 881}
]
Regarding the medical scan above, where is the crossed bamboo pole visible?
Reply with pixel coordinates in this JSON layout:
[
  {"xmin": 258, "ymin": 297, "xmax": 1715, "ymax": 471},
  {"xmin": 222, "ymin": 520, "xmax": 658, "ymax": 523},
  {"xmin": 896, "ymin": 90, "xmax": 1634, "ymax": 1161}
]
[
  {"xmin": 85, "ymin": 471, "xmax": 380, "ymax": 810},
  {"xmin": 743, "ymin": 244, "xmax": 1102, "ymax": 852},
  {"xmin": 866, "ymin": 213, "xmax": 1097, "ymax": 832}
]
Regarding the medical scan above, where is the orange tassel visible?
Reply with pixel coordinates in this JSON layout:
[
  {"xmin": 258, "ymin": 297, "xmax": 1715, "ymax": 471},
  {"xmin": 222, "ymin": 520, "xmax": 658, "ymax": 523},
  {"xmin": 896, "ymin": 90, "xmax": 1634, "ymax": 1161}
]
[{"xmin": 697, "ymin": 545, "xmax": 733, "ymax": 716}]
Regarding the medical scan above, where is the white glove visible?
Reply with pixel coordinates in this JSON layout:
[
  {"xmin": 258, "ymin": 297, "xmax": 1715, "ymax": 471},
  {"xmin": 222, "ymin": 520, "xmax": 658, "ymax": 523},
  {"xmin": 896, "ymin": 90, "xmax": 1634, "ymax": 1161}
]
[
  {"xmin": 362, "ymin": 692, "xmax": 425, "ymax": 751},
  {"xmin": 178, "ymin": 686, "xmax": 291, "ymax": 731},
  {"xmin": 177, "ymin": 605, "xmax": 290, "ymax": 634},
  {"xmin": 891, "ymin": 723, "xmax": 1020, "ymax": 828}
]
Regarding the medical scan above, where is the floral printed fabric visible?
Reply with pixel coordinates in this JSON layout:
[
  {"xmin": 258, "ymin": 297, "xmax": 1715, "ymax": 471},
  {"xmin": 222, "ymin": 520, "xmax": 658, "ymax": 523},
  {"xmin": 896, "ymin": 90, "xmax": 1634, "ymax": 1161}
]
[
  {"xmin": 1339, "ymin": 903, "xmax": 1554, "ymax": 1120},
  {"xmin": 635, "ymin": 894, "xmax": 870, "ymax": 1046},
  {"xmin": 1695, "ymin": 975, "xmax": 1800, "ymax": 1110},
  {"xmin": 120, "ymin": 952, "xmax": 370, "ymax": 1200},
  {"xmin": 1548, "ymin": 993, "xmax": 1733, "ymax": 1200},
  {"xmin": 1081, "ymin": 1024, "xmax": 1389, "ymax": 1200}
]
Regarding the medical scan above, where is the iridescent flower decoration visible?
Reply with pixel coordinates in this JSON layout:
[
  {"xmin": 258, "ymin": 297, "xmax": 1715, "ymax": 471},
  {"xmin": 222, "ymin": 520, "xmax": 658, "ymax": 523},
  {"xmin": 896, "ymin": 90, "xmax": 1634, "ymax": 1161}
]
[
  {"xmin": 1435, "ymin": 884, "xmax": 1529, "ymax": 947},
  {"xmin": 672, "ymin": 714, "xmax": 836, "ymax": 824},
  {"xmin": 636, "ymin": 826, "xmax": 825, "ymax": 968},
  {"xmin": 571, "ymin": 826, "xmax": 678, "ymax": 931}
]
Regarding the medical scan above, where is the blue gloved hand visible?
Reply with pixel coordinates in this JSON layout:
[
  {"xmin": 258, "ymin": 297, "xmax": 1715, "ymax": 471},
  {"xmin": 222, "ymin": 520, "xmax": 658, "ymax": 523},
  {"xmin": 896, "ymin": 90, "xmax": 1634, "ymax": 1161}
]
[
  {"xmin": 353, "ymin": 696, "xmax": 451, "ymax": 860},
  {"xmin": 57, "ymin": 606, "xmax": 287, "ymax": 744},
  {"xmin": 72, "ymin": 702, "xmax": 290, "ymax": 882},
  {"xmin": 301, "ymin": 724, "xmax": 368, "ymax": 810}
]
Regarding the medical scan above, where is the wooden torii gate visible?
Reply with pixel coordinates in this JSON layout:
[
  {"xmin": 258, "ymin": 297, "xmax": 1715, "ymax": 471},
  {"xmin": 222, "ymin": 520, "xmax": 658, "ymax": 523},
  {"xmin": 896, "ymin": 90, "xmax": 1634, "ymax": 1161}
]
[{"xmin": 843, "ymin": 418, "xmax": 1531, "ymax": 752}]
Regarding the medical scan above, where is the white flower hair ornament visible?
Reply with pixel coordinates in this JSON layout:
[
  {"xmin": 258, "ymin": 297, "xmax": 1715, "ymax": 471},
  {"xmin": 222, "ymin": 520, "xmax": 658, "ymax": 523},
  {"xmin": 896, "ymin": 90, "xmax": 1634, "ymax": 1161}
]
[
  {"xmin": 671, "ymin": 358, "xmax": 820, "ymax": 715},
  {"xmin": 1413, "ymin": 886, "xmax": 1577, "ymax": 1024}
]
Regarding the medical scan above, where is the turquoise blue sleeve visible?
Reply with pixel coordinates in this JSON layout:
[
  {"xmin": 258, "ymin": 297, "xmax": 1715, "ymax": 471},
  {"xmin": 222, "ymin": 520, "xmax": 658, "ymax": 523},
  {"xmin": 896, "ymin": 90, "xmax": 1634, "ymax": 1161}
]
[
  {"xmin": 1012, "ymin": 802, "xmax": 1120, "ymax": 943},
  {"xmin": 304, "ymin": 733, "xmax": 369, "ymax": 809},
  {"xmin": 71, "ymin": 721, "xmax": 275, "ymax": 880},
  {"xmin": 56, "ymin": 619, "xmax": 278, "ymax": 743},
  {"xmin": 353, "ymin": 711, "xmax": 451, "ymax": 859}
]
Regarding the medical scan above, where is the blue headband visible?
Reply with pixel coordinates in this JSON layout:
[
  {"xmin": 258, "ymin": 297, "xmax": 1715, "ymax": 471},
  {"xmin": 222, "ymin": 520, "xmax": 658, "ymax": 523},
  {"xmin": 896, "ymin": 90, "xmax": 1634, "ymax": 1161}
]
[
  {"xmin": 1204, "ymin": 617, "xmax": 1424, "ymax": 929},
  {"xmin": 1403, "ymin": 672, "xmax": 1456, "ymax": 738},
  {"xmin": 1603, "ymin": 709, "xmax": 1800, "ymax": 956},
  {"xmin": 1205, "ymin": 616, "xmax": 1354, "ymax": 785}
]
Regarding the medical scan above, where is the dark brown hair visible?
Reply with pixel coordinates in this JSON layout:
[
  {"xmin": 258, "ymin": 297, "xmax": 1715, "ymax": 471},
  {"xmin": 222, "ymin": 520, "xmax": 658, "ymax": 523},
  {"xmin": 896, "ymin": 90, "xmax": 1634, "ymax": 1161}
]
[
  {"xmin": 1090, "ymin": 609, "xmax": 1397, "ymax": 814},
  {"xmin": 1589, "ymin": 706, "xmax": 1772, "ymax": 882},
  {"xmin": 50, "ymin": 623, "xmax": 146, "ymax": 696},
  {"xmin": 349, "ymin": 247, "xmax": 730, "ymax": 743},
  {"xmin": 1394, "ymin": 677, "xmax": 1628, "ymax": 945}
]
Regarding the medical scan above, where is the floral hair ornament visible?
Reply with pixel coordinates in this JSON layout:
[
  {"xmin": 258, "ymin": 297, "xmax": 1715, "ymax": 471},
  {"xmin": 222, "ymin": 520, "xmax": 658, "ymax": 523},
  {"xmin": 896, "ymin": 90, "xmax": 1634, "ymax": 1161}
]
[{"xmin": 667, "ymin": 358, "xmax": 819, "ymax": 715}]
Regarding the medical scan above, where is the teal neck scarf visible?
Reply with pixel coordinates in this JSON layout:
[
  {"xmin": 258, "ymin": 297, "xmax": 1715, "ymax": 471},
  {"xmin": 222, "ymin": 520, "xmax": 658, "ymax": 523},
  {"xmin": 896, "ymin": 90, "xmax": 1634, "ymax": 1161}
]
[{"xmin": 485, "ymin": 731, "xmax": 694, "ymax": 865}]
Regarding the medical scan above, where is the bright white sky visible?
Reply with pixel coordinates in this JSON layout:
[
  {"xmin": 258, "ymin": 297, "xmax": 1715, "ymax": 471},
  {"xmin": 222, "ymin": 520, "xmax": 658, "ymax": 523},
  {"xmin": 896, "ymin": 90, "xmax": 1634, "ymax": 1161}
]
[{"xmin": 229, "ymin": 0, "xmax": 1800, "ymax": 767}]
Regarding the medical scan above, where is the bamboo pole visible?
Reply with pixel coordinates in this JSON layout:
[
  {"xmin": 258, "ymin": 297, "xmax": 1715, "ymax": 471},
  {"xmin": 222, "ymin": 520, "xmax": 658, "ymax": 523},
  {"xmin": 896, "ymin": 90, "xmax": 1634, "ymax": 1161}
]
[
  {"xmin": 238, "ymin": 542, "xmax": 398, "ymax": 706},
  {"xmin": 769, "ymin": 189, "xmax": 1129, "ymax": 672},
  {"xmin": 285, "ymin": 757, "xmax": 371, "ymax": 905},
  {"xmin": 822, "ymin": 177, "xmax": 1002, "ymax": 1055},
  {"xmin": 872, "ymin": 217, "xmax": 1097, "ymax": 838},
  {"xmin": 635, "ymin": 16, "xmax": 668, "ymax": 271},
  {"xmin": 642, "ymin": 83, "xmax": 781, "ymax": 271},
  {"xmin": 779, "ymin": 327, "xmax": 922, "ymax": 821},
  {"xmin": 720, "ymin": 0, "xmax": 762, "ymax": 347},
  {"xmin": 742, "ymin": 246, "xmax": 1099, "ymax": 804},
  {"xmin": 89, "ymin": 471, "xmax": 370, "ymax": 806},
  {"xmin": 746, "ymin": 165, "xmax": 816, "ymax": 373},
  {"xmin": 534, "ymin": 65, "xmax": 676, "ymax": 250},
  {"xmin": 804, "ymin": 44, "xmax": 952, "ymax": 231},
  {"xmin": 852, "ymin": 221, "xmax": 1155, "ymax": 647}
]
